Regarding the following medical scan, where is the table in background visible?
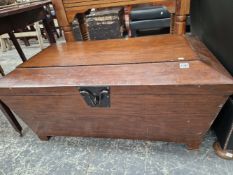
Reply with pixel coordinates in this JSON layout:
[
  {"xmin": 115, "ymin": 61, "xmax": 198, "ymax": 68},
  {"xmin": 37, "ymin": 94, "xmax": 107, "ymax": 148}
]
[{"xmin": 0, "ymin": 0, "xmax": 56, "ymax": 62}]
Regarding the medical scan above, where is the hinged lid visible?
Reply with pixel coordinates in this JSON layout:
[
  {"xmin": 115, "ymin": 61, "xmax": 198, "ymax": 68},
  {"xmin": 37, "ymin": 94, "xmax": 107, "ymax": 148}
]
[
  {"xmin": 19, "ymin": 35, "xmax": 197, "ymax": 68},
  {"xmin": 0, "ymin": 35, "xmax": 232, "ymax": 96}
]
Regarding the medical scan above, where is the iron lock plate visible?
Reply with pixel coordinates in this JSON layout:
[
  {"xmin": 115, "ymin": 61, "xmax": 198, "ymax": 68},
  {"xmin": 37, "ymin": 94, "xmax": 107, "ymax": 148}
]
[{"xmin": 79, "ymin": 87, "xmax": 110, "ymax": 107}]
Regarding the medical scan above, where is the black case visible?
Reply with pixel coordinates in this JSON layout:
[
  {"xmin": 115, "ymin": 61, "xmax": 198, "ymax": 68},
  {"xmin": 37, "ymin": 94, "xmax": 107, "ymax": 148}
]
[
  {"xmin": 191, "ymin": 0, "xmax": 233, "ymax": 151},
  {"xmin": 213, "ymin": 98, "xmax": 233, "ymax": 150},
  {"xmin": 130, "ymin": 6, "xmax": 170, "ymax": 21}
]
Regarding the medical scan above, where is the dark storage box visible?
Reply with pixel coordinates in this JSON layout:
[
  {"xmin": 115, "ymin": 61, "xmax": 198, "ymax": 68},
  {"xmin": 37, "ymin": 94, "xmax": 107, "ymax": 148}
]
[{"xmin": 86, "ymin": 8, "xmax": 124, "ymax": 40}]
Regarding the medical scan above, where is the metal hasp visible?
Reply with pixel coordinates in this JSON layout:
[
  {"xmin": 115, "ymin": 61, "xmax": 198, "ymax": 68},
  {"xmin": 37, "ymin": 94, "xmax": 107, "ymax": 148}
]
[{"xmin": 79, "ymin": 87, "xmax": 110, "ymax": 107}]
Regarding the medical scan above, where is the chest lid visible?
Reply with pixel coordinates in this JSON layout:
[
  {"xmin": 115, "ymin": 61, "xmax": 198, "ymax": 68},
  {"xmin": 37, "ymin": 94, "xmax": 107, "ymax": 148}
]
[
  {"xmin": 20, "ymin": 34, "xmax": 197, "ymax": 68},
  {"xmin": 0, "ymin": 35, "xmax": 232, "ymax": 95}
]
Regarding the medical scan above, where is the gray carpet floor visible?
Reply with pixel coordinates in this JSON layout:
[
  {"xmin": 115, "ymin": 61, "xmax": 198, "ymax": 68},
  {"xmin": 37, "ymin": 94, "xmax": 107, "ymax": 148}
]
[{"xmin": 0, "ymin": 39, "xmax": 232, "ymax": 175}]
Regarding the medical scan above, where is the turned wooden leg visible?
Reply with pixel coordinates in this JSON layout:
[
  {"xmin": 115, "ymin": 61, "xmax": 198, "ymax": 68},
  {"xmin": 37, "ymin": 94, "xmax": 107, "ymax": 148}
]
[
  {"xmin": 174, "ymin": 15, "xmax": 187, "ymax": 35},
  {"xmin": 213, "ymin": 141, "xmax": 233, "ymax": 160},
  {"xmin": 186, "ymin": 140, "xmax": 202, "ymax": 150},
  {"xmin": 76, "ymin": 13, "xmax": 89, "ymax": 41},
  {"xmin": 174, "ymin": 0, "xmax": 190, "ymax": 35},
  {"xmin": 170, "ymin": 13, "xmax": 175, "ymax": 34},
  {"xmin": 38, "ymin": 135, "xmax": 50, "ymax": 141},
  {"xmin": 62, "ymin": 25, "xmax": 76, "ymax": 42}
]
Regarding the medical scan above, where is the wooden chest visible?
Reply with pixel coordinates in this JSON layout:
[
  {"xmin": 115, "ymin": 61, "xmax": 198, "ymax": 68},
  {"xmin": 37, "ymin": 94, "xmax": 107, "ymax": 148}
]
[{"xmin": 0, "ymin": 35, "xmax": 233, "ymax": 149}]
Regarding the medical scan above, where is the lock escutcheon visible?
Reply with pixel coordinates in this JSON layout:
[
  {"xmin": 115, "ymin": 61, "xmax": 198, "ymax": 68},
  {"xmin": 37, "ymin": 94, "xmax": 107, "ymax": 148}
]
[{"xmin": 79, "ymin": 87, "xmax": 110, "ymax": 107}]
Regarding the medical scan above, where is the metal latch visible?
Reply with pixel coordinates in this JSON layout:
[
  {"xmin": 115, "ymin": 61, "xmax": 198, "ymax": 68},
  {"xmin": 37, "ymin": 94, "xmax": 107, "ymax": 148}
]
[{"xmin": 79, "ymin": 87, "xmax": 110, "ymax": 107}]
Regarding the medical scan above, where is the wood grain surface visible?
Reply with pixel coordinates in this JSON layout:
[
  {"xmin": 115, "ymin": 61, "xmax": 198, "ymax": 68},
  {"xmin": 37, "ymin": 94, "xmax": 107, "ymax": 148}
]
[
  {"xmin": 0, "ymin": 35, "xmax": 232, "ymax": 89},
  {"xmin": 19, "ymin": 35, "xmax": 197, "ymax": 67},
  {"xmin": 1, "ymin": 93, "xmax": 227, "ymax": 149},
  {"xmin": 0, "ymin": 34, "xmax": 232, "ymax": 150}
]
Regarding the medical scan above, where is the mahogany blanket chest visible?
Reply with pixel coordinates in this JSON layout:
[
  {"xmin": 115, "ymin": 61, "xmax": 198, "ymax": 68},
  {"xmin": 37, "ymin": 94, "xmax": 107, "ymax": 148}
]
[{"xmin": 0, "ymin": 35, "xmax": 233, "ymax": 150}]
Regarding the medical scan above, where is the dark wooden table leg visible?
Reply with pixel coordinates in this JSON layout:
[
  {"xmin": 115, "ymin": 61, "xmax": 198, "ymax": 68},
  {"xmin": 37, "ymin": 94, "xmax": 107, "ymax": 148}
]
[
  {"xmin": 0, "ymin": 65, "xmax": 5, "ymax": 76},
  {"xmin": 42, "ymin": 17, "xmax": 56, "ymax": 44},
  {"xmin": 8, "ymin": 31, "xmax": 27, "ymax": 62},
  {"xmin": 0, "ymin": 101, "xmax": 23, "ymax": 136}
]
